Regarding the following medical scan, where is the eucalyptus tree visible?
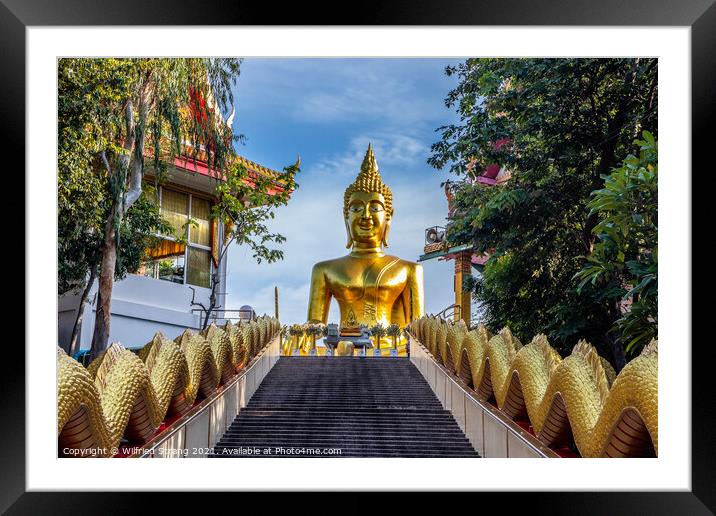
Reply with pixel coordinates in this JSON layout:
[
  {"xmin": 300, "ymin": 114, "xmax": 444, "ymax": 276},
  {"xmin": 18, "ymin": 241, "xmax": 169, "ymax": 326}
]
[{"xmin": 59, "ymin": 58, "xmax": 242, "ymax": 360}]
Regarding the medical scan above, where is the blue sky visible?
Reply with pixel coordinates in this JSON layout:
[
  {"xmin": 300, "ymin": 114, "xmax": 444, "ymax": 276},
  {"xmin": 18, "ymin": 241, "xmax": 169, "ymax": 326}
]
[{"xmin": 225, "ymin": 58, "xmax": 463, "ymax": 324}]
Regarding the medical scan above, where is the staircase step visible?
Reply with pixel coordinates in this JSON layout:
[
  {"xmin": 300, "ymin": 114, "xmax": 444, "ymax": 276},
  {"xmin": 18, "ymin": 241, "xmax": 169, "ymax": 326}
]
[{"xmin": 210, "ymin": 356, "xmax": 479, "ymax": 458}]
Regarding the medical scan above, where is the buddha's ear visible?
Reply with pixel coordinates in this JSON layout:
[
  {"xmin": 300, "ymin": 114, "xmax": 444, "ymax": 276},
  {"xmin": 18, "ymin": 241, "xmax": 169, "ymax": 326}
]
[
  {"xmin": 344, "ymin": 217, "xmax": 353, "ymax": 249},
  {"xmin": 382, "ymin": 215, "xmax": 392, "ymax": 247}
]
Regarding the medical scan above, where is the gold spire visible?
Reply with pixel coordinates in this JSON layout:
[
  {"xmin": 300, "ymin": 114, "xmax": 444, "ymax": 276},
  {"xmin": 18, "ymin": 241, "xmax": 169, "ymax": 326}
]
[
  {"xmin": 343, "ymin": 143, "xmax": 393, "ymax": 217},
  {"xmin": 360, "ymin": 143, "xmax": 379, "ymax": 175}
]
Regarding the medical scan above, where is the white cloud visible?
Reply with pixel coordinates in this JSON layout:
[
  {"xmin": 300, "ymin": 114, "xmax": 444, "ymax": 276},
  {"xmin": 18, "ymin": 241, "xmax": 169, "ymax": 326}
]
[
  {"xmin": 225, "ymin": 58, "xmax": 464, "ymax": 325},
  {"xmin": 237, "ymin": 58, "xmax": 455, "ymax": 129},
  {"xmin": 312, "ymin": 132, "xmax": 425, "ymax": 180}
]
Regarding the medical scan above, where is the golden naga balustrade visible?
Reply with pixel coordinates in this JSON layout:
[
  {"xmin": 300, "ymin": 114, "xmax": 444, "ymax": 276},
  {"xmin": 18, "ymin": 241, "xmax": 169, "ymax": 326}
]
[
  {"xmin": 57, "ymin": 311, "xmax": 658, "ymax": 458},
  {"xmin": 57, "ymin": 316, "xmax": 280, "ymax": 457},
  {"xmin": 408, "ymin": 315, "xmax": 658, "ymax": 458}
]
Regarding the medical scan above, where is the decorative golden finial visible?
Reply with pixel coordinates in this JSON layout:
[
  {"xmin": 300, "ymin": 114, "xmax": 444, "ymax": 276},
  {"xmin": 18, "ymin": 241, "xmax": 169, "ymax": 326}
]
[
  {"xmin": 360, "ymin": 143, "xmax": 379, "ymax": 175},
  {"xmin": 343, "ymin": 143, "xmax": 393, "ymax": 218}
]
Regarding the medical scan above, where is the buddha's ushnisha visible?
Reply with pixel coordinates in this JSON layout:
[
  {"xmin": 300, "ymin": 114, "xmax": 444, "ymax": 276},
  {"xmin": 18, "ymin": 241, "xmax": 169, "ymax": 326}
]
[{"xmin": 307, "ymin": 144, "xmax": 424, "ymax": 329}]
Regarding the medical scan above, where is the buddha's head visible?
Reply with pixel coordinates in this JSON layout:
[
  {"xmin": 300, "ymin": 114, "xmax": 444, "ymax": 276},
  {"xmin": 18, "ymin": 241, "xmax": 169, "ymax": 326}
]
[{"xmin": 343, "ymin": 144, "xmax": 393, "ymax": 250}]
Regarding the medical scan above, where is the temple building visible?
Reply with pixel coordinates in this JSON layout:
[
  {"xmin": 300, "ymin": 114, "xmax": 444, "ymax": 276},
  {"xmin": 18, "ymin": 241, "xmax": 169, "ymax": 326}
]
[
  {"xmin": 418, "ymin": 146, "xmax": 512, "ymax": 325},
  {"xmin": 57, "ymin": 153, "xmax": 285, "ymax": 353}
]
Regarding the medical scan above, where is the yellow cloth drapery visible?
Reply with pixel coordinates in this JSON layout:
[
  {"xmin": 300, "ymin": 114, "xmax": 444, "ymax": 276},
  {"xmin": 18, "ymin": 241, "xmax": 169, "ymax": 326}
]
[
  {"xmin": 211, "ymin": 219, "xmax": 219, "ymax": 267},
  {"xmin": 145, "ymin": 239, "xmax": 186, "ymax": 260},
  {"xmin": 191, "ymin": 197, "xmax": 211, "ymax": 247}
]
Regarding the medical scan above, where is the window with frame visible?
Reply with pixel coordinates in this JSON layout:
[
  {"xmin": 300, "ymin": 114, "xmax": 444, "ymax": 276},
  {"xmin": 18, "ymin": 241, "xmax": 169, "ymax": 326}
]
[
  {"xmin": 161, "ymin": 189, "xmax": 189, "ymax": 239},
  {"xmin": 142, "ymin": 185, "xmax": 215, "ymax": 289}
]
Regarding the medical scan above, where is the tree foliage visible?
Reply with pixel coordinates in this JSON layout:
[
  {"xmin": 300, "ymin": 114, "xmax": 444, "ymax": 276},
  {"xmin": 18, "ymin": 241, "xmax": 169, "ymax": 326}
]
[
  {"xmin": 214, "ymin": 159, "xmax": 299, "ymax": 266},
  {"xmin": 575, "ymin": 132, "xmax": 658, "ymax": 357},
  {"xmin": 194, "ymin": 158, "xmax": 300, "ymax": 329},
  {"xmin": 58, "ymin": 58, "xmax": 240, "ymax": 296},
  {"xmin": 59, "ymin": 58, "xmax": 301, "ymax": 352},
  {"xmin": 57, "ymin": 58, "xmax": 262, "ymax": 357},
  {"xmin": 58, "ymin": 59, "xmax": 144, "ymax": 295},
  {"xmin": 429, "ymin": 58, "xmax": 657, "ymax": 367}
]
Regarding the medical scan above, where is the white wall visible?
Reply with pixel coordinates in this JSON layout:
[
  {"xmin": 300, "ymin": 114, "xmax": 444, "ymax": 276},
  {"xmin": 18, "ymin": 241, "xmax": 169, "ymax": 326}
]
[
  {"xmin": 58, "ymin": 274, "xmax": 210, "ymax": 352},
  {"xmin": 112, "ymin": 274, "xmax": 210, "ymax": 312},
  {"xmin": 58, "ymin": 222, "xmax": 251, "ymax": 352}
]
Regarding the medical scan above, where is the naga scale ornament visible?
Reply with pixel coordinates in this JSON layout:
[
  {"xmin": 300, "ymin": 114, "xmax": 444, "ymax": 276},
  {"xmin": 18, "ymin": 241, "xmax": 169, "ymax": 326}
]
[
  {"xmin": 57, "ymin": 317, "xmax": 280, "ymax": 457},
  {"xmin": 409, "ymin": 316, "xmax": 658, "ymax": 458}
]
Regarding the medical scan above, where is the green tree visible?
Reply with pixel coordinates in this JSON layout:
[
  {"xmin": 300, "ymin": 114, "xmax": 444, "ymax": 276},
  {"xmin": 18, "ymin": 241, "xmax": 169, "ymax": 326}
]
[
  {"xmin": 575, "ymin": 131, "xmax": 657, "ymax": 357},
  {"xmin": 58, "ymin": 60, "xmax": 172, "ymax": 354},
  {"xmin": 429, "ymin": 58, "xmax": 657, "ymax": 369},
  {"xmin": 59, "ymin": 58, "xmax": 242, "ymax": 360},
  {"xmin": 60, "ymin": 197, "xmax": 170, "ymax": 355},
  {"xmin": 58, "ymin": 59, "xmax": 127, "ymax": 355},
  {"xmin": 192, "ymin": 158, "xmax": 299, "ymax": 330}
]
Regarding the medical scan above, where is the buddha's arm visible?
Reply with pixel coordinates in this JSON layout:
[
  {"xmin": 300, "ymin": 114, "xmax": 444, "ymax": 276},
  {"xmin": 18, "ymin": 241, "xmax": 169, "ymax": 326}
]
[
  {"xmin": 307, "ymin": 263, "xmax": 331, "ymax": 324},
  {"xmin": 401, "ymin": 263, "xmax": 425, "ymax": 323},
  {"xmin": 390, "ymin": 297, "xmax": 407, "ymax": 327}
]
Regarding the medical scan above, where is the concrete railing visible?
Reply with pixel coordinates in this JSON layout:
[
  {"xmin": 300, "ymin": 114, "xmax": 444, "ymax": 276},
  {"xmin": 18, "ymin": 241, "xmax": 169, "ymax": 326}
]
[
  {"xmin": 134, "ymin": 335, "xmax": 281, "ymax": 458},
  {"xmin": 409, "ymin": 335, "xmax": 558, "ymax": 458}
]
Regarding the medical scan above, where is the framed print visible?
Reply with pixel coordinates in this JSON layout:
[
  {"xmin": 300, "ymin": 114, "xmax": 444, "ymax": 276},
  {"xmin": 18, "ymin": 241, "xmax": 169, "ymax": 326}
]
[{"xmin": 3, "ymin": 0, "xmax": 713, "ymax": 512}]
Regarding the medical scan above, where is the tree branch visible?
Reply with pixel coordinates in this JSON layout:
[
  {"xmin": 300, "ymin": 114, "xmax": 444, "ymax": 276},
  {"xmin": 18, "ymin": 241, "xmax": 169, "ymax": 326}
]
[
  {"xmin": 188, "ymin": 286, "xmax": 207, "ymax": 312},
  {"xmin": 101, "ymin": 151, "xmax": 113, "ymax": 176},
  {"xmin": 122, "ymin": 100, "xmax": 146, "ymax": 214},
  {"xmin": 117, "ymin": 101, "xmax": 134, "ymax": 182},
  {"xmin": 218, "ymin": 229, "xmax": 240, "ymax": 265}
]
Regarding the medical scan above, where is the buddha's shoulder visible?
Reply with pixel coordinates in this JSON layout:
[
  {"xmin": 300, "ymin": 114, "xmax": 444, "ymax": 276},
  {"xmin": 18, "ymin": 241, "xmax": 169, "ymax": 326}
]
[
  {"xmin": 312, "ymin": 254, "xmax": 423, "ymax": 273},
  {"xmin": 311, "ymin": 257, "xmax": 346, "ymax": 273},
  {"xmin": 384, "ymin": 255, "xmax": 423, "ymax": 272}
]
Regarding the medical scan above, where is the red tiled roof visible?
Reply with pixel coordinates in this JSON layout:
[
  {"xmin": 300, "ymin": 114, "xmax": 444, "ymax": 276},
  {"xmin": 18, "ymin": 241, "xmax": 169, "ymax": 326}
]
[{"xmin": 169, "ymin": 153, "xmax": 288, "ymax": 196}]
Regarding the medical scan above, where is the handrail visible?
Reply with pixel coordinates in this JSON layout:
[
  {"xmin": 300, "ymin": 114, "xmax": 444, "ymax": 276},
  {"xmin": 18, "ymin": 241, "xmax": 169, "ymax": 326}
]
[
  {"xmin": 434, "ymin": 303, "xmax": 461, "ymax": 321},
  {"xmin": 190, "ymin": 308, "xmax": 256, "ymax": 322}
]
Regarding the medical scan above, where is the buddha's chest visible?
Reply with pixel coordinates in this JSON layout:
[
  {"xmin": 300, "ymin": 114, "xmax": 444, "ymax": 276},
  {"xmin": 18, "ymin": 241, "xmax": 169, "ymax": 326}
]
[{"xmin": 325, "ymin": 258, "xmax": 408, "ymax": 305}]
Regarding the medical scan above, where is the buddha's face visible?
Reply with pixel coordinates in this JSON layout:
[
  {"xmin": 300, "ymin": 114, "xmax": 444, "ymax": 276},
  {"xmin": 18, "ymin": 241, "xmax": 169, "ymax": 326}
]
[{"xmin": 346, "ymin": 191, "xmax": 390, "ymax": 247}]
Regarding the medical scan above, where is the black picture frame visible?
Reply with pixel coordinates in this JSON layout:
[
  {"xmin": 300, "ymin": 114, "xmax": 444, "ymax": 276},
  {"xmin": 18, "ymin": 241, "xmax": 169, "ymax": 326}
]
[{"xmin": 4, "ymin": 0, "xmax": 712, "ymax": 512}]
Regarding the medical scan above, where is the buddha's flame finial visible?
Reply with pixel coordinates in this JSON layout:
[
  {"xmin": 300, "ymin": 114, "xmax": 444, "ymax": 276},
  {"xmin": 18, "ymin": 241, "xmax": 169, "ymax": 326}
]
[{"xmin": 360, "ymin": 142, "xmax": 380, "ymax": 176}]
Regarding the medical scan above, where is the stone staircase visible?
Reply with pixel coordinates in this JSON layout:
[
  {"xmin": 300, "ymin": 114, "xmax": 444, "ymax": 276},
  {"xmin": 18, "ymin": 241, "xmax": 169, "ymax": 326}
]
[{"xmin": 209, "ymin": 356, "xmax": 479, "ymax": 458}]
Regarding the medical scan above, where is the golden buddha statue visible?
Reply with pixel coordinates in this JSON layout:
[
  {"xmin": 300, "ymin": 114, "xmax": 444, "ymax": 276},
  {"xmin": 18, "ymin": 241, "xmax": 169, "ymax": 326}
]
[{"xmin": 307, "ymin": 144, "xmax": 424, "ymax": 335}]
